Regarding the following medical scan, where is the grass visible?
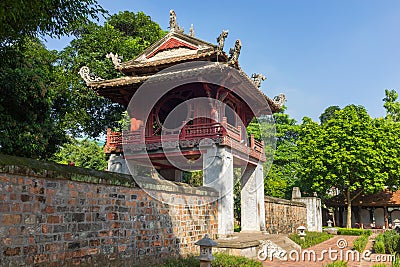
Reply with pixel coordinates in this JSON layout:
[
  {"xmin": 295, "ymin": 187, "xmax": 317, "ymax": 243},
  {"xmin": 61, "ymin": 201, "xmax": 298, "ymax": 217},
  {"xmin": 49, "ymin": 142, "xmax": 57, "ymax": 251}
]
[
  {"xmin": 289, "ymin": 231, "xmax": 333, "ymax": 249},
  {"xmin": 323, "ymin": 260, "xmax": 348, "ymax": 267},
  {"xmin": 148, "ymin": 253, "xmax": 262, "ymax": 267},
  {"xmin": 149, "ymin": 256, "xmax": 200, "ymax": 267}
]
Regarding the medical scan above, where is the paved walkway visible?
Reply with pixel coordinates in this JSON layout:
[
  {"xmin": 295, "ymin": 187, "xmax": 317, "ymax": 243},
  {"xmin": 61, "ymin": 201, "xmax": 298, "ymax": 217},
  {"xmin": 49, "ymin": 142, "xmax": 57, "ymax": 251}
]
[{"xmin": 261, "ymin": 235, "xmax": 393, "ymax": 267}]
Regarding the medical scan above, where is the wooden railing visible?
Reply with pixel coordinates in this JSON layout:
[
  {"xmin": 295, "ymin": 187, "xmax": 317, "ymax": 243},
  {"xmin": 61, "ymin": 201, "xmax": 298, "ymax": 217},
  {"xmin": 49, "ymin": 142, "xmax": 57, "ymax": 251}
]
[
  {"xmin": 181, "ymin": 122, "xmax": 224, "ymax": 139},
  {"xmin": 104, "ymin": 119, "xmax": 264, "ymax": 159},
  {"xmin": 220, "ymin": 117, "xmax": 241, "ymax": 142},
  {"xmin": 122, "ymin": 129, "xmax": 143, "ymax": 144}
]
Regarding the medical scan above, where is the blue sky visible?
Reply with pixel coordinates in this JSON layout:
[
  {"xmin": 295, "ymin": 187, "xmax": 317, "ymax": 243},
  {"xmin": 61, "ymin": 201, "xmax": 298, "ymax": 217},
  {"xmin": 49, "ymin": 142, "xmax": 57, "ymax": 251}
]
[{"xmin": 46, "ymin": 0, "xmax": 400, "ymax": 122}]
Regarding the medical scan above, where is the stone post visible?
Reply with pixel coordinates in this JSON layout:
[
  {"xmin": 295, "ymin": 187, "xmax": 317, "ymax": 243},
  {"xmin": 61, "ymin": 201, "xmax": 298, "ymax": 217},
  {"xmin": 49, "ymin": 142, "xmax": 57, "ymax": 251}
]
[
  {"xmin": 108, "ymin": 154, "xmax": 129, "ymax": 174},
  {"xmin": 203, "ymin": 146, "xmax": 234, "ymax": 236},
  {"xmin": 241, "ymin": 163, "xmax": 265, "ymax": 232},
  {"xmin": 292, "ymin": 187, "xmax": 322, "ymax": 232}
]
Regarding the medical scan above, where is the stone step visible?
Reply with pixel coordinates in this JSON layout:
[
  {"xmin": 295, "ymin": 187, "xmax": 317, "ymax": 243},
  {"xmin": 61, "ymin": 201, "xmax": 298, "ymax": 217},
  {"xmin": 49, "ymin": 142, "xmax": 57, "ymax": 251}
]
[{"xmin": 216, "ymin": 232, "xmax": 301, "ymax": 260}]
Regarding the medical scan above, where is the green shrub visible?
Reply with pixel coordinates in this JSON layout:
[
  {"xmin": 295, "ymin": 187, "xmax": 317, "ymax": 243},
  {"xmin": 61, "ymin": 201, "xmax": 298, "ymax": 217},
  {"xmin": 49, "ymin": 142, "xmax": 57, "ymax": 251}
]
[
  {"xmin": 213, "ymin": 252, "xmax": 262, "ymax": 267},
  {"xmin": 353, "ymin": 234, "xmax": 369, "ymax": 253},
  {"xmin": 373, "ymin": 230, "xmax": 400, "ymax": 254},
  {"xmin": 364, "ymin": 229, "xmax": 373, "ymax": 236},
  {"xmin": 374, "ymin": 240, "xmax": 386, "ymax": 254},
  {"xmin": 392, "ymin": 253, "xmax": 400, "ymax": 267},
  {"xmin": 289, "ymin": 231, "xmax": 333, "ymax": 249},
  {"xmin": 324, "ymin": 260, "xmax": 348, "ymax": 267},
  {"xmin": 150, "ymin": 256, "xmax": 199, "ymax": 267},
  {"xmin": 150, "ymin": 253, "xmax": 262, "ymax": 267},
  {"xmin": 375, "ymin": 233, "xmax": 385, "ymax": 243},
  {"xmin": 372, "ymin": 264, "xmax": 387, "ymax": 267},
  {"xmin": 337, "ymin": 228, "xmax": 372, "ymax": 236},
  {"xmin": 382, "ymin": 230, "xmax": 400, "ymax": 254}
]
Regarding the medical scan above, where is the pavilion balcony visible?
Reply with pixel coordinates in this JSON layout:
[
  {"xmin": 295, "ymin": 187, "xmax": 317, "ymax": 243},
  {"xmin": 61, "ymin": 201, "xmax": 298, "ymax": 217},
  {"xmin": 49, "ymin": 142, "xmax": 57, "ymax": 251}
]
[{"xmin": 104, "ymin": 118, "xmax": 266, "ymax": 162}]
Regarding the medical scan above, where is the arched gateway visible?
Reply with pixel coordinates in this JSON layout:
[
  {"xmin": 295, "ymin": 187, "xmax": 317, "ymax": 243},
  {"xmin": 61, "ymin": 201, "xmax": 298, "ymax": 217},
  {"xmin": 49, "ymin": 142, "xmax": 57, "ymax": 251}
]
[{"xmin": 80, "ymin": 10, "xmax": 285, "ymax": 236}]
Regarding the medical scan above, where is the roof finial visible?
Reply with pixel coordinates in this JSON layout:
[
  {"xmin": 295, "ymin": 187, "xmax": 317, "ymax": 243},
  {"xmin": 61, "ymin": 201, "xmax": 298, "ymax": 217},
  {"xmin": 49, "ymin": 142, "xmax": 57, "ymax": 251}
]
[
  {"xmin": 169, "ymin": 10, "xmax": 183, "ymax": 33},
  {"xmin": 273, "ymin": 93, "xmax": 287, "ymax": 107},
  {"xmin": 228, "ymin": 39, "xmax": 241, "ymax": 65},
  {"xmin": 251, "ymin": 73, "xmax": 266, "ymax": 88},
  {"xmin": 106, "ymin": 52, "xmax": 122, "ymax": 68},
  {"xmin": 216, "ymin": 30, "xmax": 228, "ymax": 51},
  {"xmin": 189, "ymin": 24, "xmax": 195, "ymax": 37},
  {"xmin": 78, "ymin": 66, "xmax": 104, "ymax": 84}
]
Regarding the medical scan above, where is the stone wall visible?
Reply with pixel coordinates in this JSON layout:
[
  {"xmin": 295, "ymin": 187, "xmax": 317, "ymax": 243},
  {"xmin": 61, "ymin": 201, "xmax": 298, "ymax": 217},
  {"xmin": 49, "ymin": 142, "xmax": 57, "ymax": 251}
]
[
  {"xmin": 0, "ymin": 155, "xmax": 218, "ymax": 266},
  {"xmin": 264, "ymin": 196, "xmax": 307, "ymax": 234}
]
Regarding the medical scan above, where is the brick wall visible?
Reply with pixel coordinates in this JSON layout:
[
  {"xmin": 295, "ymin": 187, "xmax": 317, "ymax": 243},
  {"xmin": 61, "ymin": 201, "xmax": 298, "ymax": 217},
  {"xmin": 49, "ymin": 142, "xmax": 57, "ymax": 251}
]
[
  {"xmin": 0, "ymin": 156, "xmax": 218, "ymax": 266},
  {"xmin": 264, "ymin": 196, "xmax": 307, "ymax": 234}
]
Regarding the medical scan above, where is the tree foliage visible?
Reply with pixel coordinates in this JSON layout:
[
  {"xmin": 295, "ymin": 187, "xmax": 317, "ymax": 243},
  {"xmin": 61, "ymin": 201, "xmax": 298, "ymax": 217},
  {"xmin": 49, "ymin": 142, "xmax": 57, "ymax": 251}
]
[
  {"xmin": 319, "ymin": 105, "xmax": 341, "ymax": 124},
  {"xmin": 57, "ymin": 11, "xmax": 166, "ymax": 137},
  {"xmin": 383, "ymin": 89, "xmax": 400, "ymax": 122},
  {"xmin": 0, "ymin": 10, "xmax": 165, "ymax": 159},
  {"xmin": 52, "ymin": 138, "xmax": 107, "ymax": 170},
  {"xmin": 297, "ymin": 105, "xmax": 400, "ymax": 228},
  {"xmin": 264, "ymin": 108, "xmax": 300, "ymax": 198},
  {"xmin": 247, "ymin": 108, "xmax": 300, "ymax": 199},
  {"xmin": 0, "ymin": 0, "xmax": 106, "ymax": 44},
  {"xmin": 0, "ymin": 39, "xmax": 67, "ymax": 159}
]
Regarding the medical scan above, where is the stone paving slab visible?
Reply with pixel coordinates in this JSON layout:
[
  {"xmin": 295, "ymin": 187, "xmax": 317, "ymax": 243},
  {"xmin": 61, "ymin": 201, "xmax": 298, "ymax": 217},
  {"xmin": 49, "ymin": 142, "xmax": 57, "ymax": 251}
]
[{"xmin": 261, "ymin": 235, "xmax": 393, "ymax": 267}]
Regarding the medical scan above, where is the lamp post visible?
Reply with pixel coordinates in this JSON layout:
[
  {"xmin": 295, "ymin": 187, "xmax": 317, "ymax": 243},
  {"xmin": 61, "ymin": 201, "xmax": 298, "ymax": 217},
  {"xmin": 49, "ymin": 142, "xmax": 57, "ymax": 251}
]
[
  {"xmin": 195, "ymin": 234, "xmax": 218, "ymax": 267},
  {"xmin": 297, "ymin": 226, "xmax": 306, "ymax": 241}
]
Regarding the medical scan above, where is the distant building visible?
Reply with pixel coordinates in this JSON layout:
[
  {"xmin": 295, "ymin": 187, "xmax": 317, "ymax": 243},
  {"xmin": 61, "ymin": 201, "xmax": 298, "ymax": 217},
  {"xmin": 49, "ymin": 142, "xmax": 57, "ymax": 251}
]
[{"xmin": 325, "ymin": 189, "xmax": 400, "ymax": 229}]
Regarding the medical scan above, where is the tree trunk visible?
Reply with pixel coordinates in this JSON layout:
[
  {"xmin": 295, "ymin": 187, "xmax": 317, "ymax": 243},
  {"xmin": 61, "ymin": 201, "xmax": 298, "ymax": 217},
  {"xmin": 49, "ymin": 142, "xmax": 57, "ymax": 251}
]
[{"xmin": 346, "ymin": 190, "xmax": 352, "ymax": 229}]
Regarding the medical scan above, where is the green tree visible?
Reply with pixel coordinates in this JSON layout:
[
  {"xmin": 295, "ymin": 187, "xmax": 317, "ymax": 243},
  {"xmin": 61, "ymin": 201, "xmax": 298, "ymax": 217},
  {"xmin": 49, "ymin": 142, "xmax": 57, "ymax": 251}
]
[
  {"xmin": 247, "ymin": 108, "xmax": 300, "ymax": 199},
  {"xmin": 0, "ymin": 0, "xmax": 106, "ymax": 44},
  {"xmin": 0, "ymin": 38, "xmax": 67, "ymax": 159},
  {"xmin": 383, "ymin": 89, "xmax": 400, "ymax": 122},
  {"xmin": 0, "ymin": 10, "xmax": 165, "ymax": 159},
  {"xmin": 265, "ymin": 108, "xmax": 300, "ymax": 198},
  {"xmin": 297, "ymin": 105, "xmax": 400, "ymax": 228},
  {"xmin": 319, "ymin": 105, "xmax": 341, "ymax": 124},
  {"xmin": 52, "ymin": 138, "xmax": 107, "ymax": 170},
  {"xmin": 57, "ymin": 11, "xmax": 166, "ymax": 137}
]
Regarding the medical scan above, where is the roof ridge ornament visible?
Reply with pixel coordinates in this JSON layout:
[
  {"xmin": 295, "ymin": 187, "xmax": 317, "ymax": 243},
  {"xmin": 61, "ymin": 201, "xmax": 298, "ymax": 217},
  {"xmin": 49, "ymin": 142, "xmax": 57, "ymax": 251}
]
[
  {"xmin": 189, "ymin": 24, "xmax": 195, "ymax": 37},
  {"xmin": 78, "ymin": 66, "xmax": 104, "ymax": 83},
  {"xmin": 272, "ymin": 93, "xmax": 287, "ymax": 107},
  {"xmin": 251, "ymin": 73, "xmax": 266, "ymax": 88},
  {"xmin": 106, "ymin": 52, "xmax": 122, "ymax": 68},
  {"xmin": 216, "ymin": 30, "xmax": 229, "ymax": 51},
  {"xmin": 169, "ymin": 10, "xmax": 183, "ymax": 33},
  {"xmin": 228, "ymin": 39, "xmax": 241, "ymax": 65}
]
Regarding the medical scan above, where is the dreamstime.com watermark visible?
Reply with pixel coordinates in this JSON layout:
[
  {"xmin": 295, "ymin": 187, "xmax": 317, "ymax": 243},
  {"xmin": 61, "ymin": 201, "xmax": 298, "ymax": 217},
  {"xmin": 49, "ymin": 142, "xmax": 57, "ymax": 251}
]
[{"xmin": 257, "ymin": 238, "xmax": 395, "ymax": 263}]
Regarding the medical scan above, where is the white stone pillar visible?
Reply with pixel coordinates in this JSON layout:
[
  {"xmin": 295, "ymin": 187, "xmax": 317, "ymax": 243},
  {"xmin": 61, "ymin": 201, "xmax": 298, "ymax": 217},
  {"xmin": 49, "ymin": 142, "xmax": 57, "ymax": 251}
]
[
  {"xmin": 241, "ymin": 163, "xmax": 265, "ymax": 232},
  {"xmin": 256, "ymin": 164, "xmax": 266, "ymax": 231},
  {"xmin": 292, "ymin": 187, "xmax": 323, "ymax": 232},
  {"xmin": 108, "ymin": 154, "xmax": 129, "ymax": 174},
  {"xmin": 203, "ymin": 146, "xmax": 234, "ymax": 236}
]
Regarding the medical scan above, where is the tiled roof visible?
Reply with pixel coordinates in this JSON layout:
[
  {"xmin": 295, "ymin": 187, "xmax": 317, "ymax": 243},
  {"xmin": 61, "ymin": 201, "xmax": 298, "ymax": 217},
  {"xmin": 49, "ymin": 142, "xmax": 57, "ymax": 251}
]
[{"xmin": 88, "ymin": 62, "xmax": 285, "ymax": 113}]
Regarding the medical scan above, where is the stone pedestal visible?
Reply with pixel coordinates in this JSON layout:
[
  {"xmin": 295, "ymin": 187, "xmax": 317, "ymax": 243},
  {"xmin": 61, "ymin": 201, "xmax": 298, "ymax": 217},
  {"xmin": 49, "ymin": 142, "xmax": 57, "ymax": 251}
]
[{"xmin": 203, "ymin": 146, "xmax": 234, "ymax": 236}]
